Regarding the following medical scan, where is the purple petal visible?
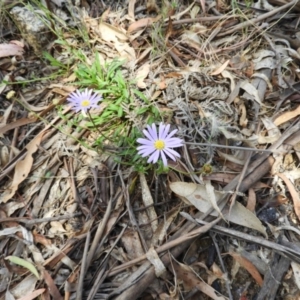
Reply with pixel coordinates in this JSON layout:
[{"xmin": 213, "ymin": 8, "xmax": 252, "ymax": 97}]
[
  {"xmin": 149, "ymin": 123, "xmax": 158, "ymax": 140},
  {"xmin": 137, "ymin": 138, "xmax": 155, "ymax": 146},
  {"xmin": 143, "ymin": 129, "xmax": 155, "ymax": 142},
  {"xmin": 137, "ymin": 145, "xmax": 155, "ymax": 152},
  {"xmin": 147, "ymin": 150, "xmax": 160, "ymax": 164},
  {"xmin": 158, "ymin": 123, "xmax": 166, "ymax": 140},
  {"xmin": 138, "ymin": 147, "xmax": 156, "ymax": 157},
  {"xmin": 165, "ymin": 138, "xmax": 183, "ymax": 148},
  {"xmin": 166, "ymin": 128, "xmax": 178, "ymax": 139},
  {"xmin": 160, "ymin": 151, "xmax": 168, "ymax": 166},
  {"xmin": 161, "ymin": 123, "xmax": 170, "ymax": 139},
  {"xmin": 163, "ymin": 148, "xmax": 180, "ymax": 160}
]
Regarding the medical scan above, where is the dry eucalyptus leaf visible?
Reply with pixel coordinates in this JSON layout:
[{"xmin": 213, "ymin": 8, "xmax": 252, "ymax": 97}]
[
  {"xmin": 18, "ymin": 288, "xmax": 46, "ymax": 300},
  {"xmin": 7, "ymin": 275, "xmax": 38, "ymax": 299},
  {"xmin": 205, "ymin": 180, "xmax": 226, "ymax": 221},
  {"xmin": 140, "ymin": 173, "xmax": 158, "ymax": 232},
  {"xmin": 0, "ymin": 43, "xmax": 24, "ymax": 58},
  {"xmin": 136, "ymin": 62, "xmax": 150, "ymax": 89},
  {"xmin": 258, "ymin": 117, "xmax": 281, "ymax": 144},
  {"xmin": 240, "ymin": 81, "xmax": 263, "ymax": 105},
  {"xmin": 291, "ymin": 261, "xmax": 300, "ymax": 290},
  {"xmin": 170, "ymin": 182, "xmax": 267, "ymax": 236},
  {"xmin": 146, "ymin": 247, "xmax": 166, "ymax": 277},
  {"xmin": 228, "ymin": 250, "xmax": 263, "ymax": 287},
  {"xmin": 210, "ymin": 60, "xmax": 229, "ymax": 76},
  {"xmin": 0, "ymin": 132, "xmax": 45, "ymax": 203},
  {"xmin": 5, "ymin": 290, "xmax": 15, "ymax": 300},
  {"xmin": 274, "ymin": 105, "xmax": 300, "ymax": 126},
  {"xmin": 128, "ymin": 16, "xmax": 161, "ymax": 33},
  {"xmin": 128, "ymin": 0, "xmax": 137, "ymax": 20},
  {"xmin": 276, "ymin": 173, "xmax": 300, "ymax": 222}
]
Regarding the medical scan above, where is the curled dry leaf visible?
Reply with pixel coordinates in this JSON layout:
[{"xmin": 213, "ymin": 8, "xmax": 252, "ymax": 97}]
[
  {"xmin": 205, "ymin": 180, "xmax": 226, "ymax": 221},
  {"xmin": 170, "ymin": 182, "xmax": 267, "ymax": 236},
  {"xmin": 228, "ymin": 250, "xmax": 263, "ymax": 287},
  {"xmin": 97, "ymin": 22, "xmax": 136, "ymax": 60},
  {"xmin": 210, "ymin": 60, "xmax": 230, "ymax": 76},
  {"xmin": 146, "ymin": 247, "xmax": 166, "ymax": 277},
  {"xmin": 136, "ymin": 62, "xmax": 150, "ymax": 89},
  {"xmin": 128, "ymin": 0, "xmax": 137, "ymax": 20},
  {"xmin": 276, "ymin": 173, "xmax": 300, "ymax": 221},
  {"xmin": 240, "ymin": 81, "xmax": 263, "ymax": 106},
  {"xmin": 258, "ymin": 117, "xmax": 281, "ymax": 144}
]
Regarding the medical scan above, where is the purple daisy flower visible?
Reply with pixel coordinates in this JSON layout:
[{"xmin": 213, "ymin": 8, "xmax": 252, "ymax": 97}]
[
  {"xmin": 137, "ymin": 123, "xmax": 183, "ymax": 166},
  {"xmin": 67, "ymin": 88, "xmax": 102, "ymax": 115}
]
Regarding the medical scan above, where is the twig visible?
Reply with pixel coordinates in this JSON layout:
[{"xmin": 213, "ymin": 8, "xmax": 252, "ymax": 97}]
[
  {"xmin": 184, "ymin": 142, "xmax": 281, "ymax": 153},
  {"xmin": 0, "ymin": 213, "xmax": 82, "ymax": 225},
  {"xmin": 119, "ymin": 168, "xmax": 149, "ymax": 251},
  {"xmin": 76, "ymin": 230, "xmax": 91, "ymax": 300},
  {"xmin": 85, "ymin": 196, "xmax": 113, "ymax": 269},
  {"xmin": 210, "ymin": 233, "xmax": 233, "ymax": 300},
  {"xmin": 87, "ymin": 225, "xmax": 127, "ymax": 300}
]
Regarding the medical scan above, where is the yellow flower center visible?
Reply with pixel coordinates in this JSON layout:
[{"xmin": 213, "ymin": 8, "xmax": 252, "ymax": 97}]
[
  {"xmin": 81, "ymin": 99, "xmax": 91, "ymax": 107},
  {"xmin": 154, "ymin": 140, "xmax": 165, "ymax": 150}
]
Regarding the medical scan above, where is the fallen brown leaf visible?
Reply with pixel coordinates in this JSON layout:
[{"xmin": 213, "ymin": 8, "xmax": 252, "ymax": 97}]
[
  {"xmin": 228, "ymin": 250, "xmax": 263, "ymax": 287},
  {"xmin": 0, "ymin": 42, "xmax": 24, "ymax": 58},
  {"xmin": 0, "ymin": 131, "xmax": 45, "ymax": 203},
  {"xmin": 173, "ymin": 261, "xmax": 226, "ymax": 299},
  {"xmin": 127, "ymin": 16, "xmax": 161, "ymax": 33}
]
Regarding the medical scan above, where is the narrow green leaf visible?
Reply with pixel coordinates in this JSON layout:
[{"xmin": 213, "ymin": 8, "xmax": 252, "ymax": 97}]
[{"xmin": 5, "ymin": 256, "xmax": 39, "ymax": 279}]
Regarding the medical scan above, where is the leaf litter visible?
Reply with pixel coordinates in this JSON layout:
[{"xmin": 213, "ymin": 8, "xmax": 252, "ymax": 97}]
[{"xmin": 1, "ymin": 0, "xmax": 300, "ymax": 299}]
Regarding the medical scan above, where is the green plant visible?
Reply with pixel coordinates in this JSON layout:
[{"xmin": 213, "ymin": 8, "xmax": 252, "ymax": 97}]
[{"xmin": 67, "ymin": 53, "xmax": 162, "ymax": 170}]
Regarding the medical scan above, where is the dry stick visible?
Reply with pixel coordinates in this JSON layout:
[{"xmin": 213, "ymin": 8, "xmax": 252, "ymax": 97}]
[
  {"xmin": 229, "ymin": 150, "xmax": 252, "ymax": 212},
  {"xmin": 171, "ymin": 15, "xmax": 240, "ymax": 26},
  {"xmin": 217, "ymin": 0, "xmax": 299, "ymax": 37},
  {"xmin": 0, "ymin": 213, "xmax": 82, "ymax": 224},
  {"xmin": 87, "ymin": 225, "xmax": 127, "ymax": 300},
  {"xmin": 210, "ymin": 233, "xmax": 233, "ymax": 300},
  {"xmin": 184, "ymin": 142, "xmax": 280, "ymax": 153},
  {"xmin": 66, "ymin": 157, "xmax": 82, "ymax": 211},
  {"xmin": 153, "ymin": 35, "xmax": 185, "ymax": 67},
  {"xmin": 85, "ymin": 197, "xmax": 113, "ymax": 270},
  {"xmin": 10, "ymin": 125, "xmax": 19, "ymax": 161},
  {"xmin": 118, "ymin": 169, "xmax": 149, "ymax": 252},
  {"xmin": 75, "ymin": 230, "xmax": 91, "ymax": 300}
]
